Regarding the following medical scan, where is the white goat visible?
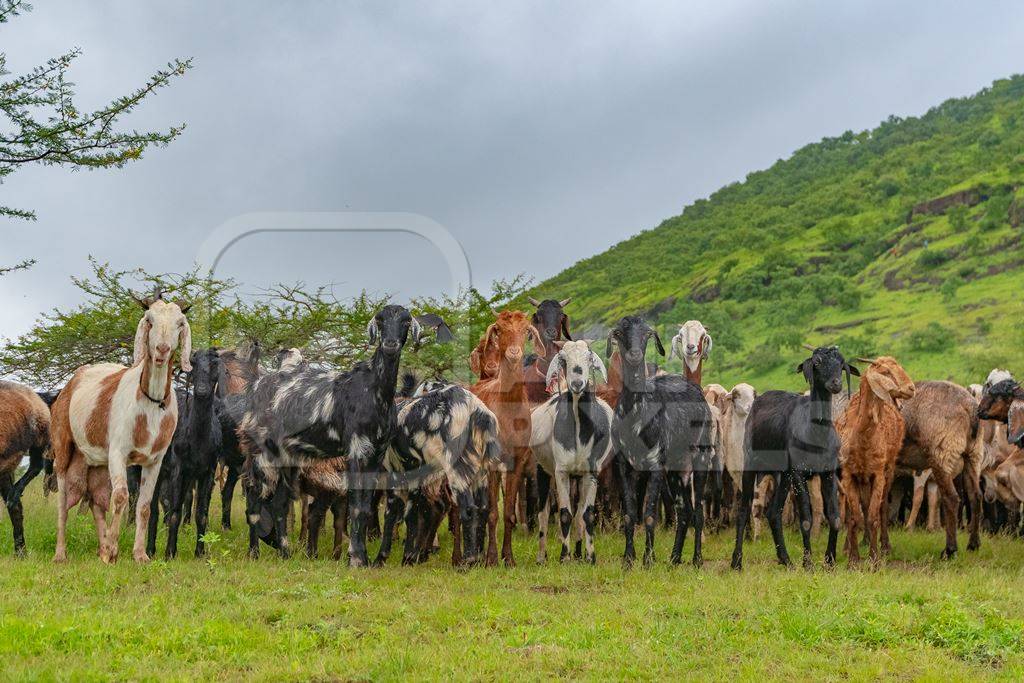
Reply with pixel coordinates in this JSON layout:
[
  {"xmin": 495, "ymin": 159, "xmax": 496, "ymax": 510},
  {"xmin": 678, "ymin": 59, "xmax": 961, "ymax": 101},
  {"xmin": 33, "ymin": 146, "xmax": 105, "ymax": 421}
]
[
  {"xmin": 669, "ymin": 320, "xmax": 712, "ymax": 385},
  {"xmin": 530, "ymin": 340, "xmax": 613, "ymax": 563},
  {"xmin": 50, "ymin": 297, "xmax": 192, "ymax": 563}
]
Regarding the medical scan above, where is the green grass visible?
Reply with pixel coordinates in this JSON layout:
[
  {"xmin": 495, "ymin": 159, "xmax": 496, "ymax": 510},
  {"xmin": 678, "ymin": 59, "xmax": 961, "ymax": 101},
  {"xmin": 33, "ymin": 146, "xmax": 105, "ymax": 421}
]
[{"xmin": 2, "ymin": 489, "xmax": 1024, "ymax": 680}]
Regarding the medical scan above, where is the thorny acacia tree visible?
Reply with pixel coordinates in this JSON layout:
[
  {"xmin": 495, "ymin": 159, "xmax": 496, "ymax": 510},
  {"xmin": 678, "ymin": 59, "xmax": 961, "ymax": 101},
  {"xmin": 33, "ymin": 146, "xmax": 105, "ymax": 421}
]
[
  {"xmin": 0, "ymin": 0, "xmax": 191, "ymax": 221},
  {"xmin": 0, "ymin": 258, "xmax": 533, "ymax": 388}
]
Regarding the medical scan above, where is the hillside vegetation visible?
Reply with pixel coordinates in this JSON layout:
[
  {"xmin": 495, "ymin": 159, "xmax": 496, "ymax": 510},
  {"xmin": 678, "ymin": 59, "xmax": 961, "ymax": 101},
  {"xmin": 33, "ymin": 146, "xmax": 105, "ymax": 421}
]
[{"xmin": 528, "ymin": 76, "xmax": 1024, "ymax": 391}]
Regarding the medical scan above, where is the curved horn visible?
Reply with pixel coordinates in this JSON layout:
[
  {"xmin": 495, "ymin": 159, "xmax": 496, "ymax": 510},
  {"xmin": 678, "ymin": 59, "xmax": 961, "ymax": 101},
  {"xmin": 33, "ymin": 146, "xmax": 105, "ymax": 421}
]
[
  {"xmin": 174, "ymin": 299, "xmax": 192, "ymax": 314},
  {"xmin": 558, "ymin": 297, "xmax": 571, "ymax": 307},
  {"xmin": 802, "ymin": 343, "xmax": 816, "ymax": 351},
  {"xmin": 528, "ymin": 297, "xmax": 541, "ymax": 307},
  {"xmin": 130, "ymin": 291, "xmax": 150, "ymax": 311},
  {"xmin": 854, "ymin": 357, "xmax": 876, "ymax": 364}
]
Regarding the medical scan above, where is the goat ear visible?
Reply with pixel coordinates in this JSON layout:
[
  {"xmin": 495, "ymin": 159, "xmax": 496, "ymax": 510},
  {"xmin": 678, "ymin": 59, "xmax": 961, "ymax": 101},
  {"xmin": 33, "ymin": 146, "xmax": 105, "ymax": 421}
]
[
  {"xmin": 544, "ymin": 353, "xmax": 564, "ymax": 392},
  {"xmin": 605, "ymin": 331, "xmax": 615, "ymax": 359},
  {"xmin": 702, "ymin": 334, "xmax": 713, "ymax": 360},
  {"xmin": 561, "ymin": 315, "xmax": 572, "ymax": 341},
  {"xmin": 668, "ymin": 334, "xmax": 681, "ymax": 361},
  {"xmin": 590, "ymin": 351, "xmax": 608, "ymax": 383},
  {"xmin": 366, "ymin": 317, "xmax": 379, "ymax": 346},
  {"xmin": 469, "ymin": 348, "xmax": 482, "ymax": 377},
  {"xmin": 652, "ymin": 330, "xmax": 666, "ymax": 357},
  {"xmin": 409, "ymin": 316, "xmax": 422, "ymax": 345},
  {"xmin": 527, "ymin": 325, "xmax": 544, "ymax": 350},
  {"xmin": 846, "ymin": 363, "xmax": 860, "ymax": 377},
  {"xmin": 867, "ymin": 372, "xmax": 896, "ymax": 406},
  {"xmin": 133, "ymin": 316, "xmax": 150, "ymax": 366},
  {"xmin": 179, "ymin": 318, "xmax": 193, "ymax": 372}
]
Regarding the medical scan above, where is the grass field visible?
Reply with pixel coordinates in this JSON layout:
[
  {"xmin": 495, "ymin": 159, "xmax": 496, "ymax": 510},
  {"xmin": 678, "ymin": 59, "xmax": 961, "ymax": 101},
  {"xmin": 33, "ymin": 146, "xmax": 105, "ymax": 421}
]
[{"xmin": 2, "ymin": 489, "xmax": 1024, "ymax": 681}]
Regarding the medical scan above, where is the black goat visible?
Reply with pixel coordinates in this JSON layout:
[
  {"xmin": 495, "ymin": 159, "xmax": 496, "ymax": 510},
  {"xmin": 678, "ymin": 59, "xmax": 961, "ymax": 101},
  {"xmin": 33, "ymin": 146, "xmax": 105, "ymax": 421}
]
[
  {"xmin": 214, "ymin": 345, "xmax": 264, "ymax": 530},
  {"xmin": 145, "ymin": 348, "xmax": 223, "ymax": 558},
  {"xmin": 730, "ymin": 345, "xmax": 857, "ymax": 570},
  {"xmin": 376, "ymin": 378, "xmax": 500, "ymax": 566},
  {"xmin": 607, "ymin": 316, "xmax": 713, "ymax": 568},
  {"xmin": 238, "ymin": 306, "xmax": 432, "ymax": 566}
]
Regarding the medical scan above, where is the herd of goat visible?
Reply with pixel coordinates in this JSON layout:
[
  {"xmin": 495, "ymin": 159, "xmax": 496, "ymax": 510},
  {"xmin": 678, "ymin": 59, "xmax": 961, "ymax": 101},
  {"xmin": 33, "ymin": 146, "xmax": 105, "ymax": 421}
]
[{"xmin": 0, "ymin": 292, "xmax": 1022, "ymax": 571}]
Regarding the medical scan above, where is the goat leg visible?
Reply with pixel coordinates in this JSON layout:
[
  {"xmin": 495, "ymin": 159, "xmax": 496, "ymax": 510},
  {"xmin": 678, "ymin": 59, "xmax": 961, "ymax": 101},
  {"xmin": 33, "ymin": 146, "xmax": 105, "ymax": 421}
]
[
  {"xmin": 0, "ymin": 474, "xmax": 26, "ymax": 556},
  {"xmin": 691, "ymin": 467, "xmax": 708, "ymax": 568},
  {"xmin": 535, "ymin": 467, "xmax": 552, "ymax": 564},
  {"xmin": 767, "ymin": 471, "xmax": 794, "ymax": 567},
  {"xmin": 791, "ymin": 471, "xmax": 814, "ymax": 569},
  {"xmin": 642, "ymin": 469, "xmax": 663, "ymax": 567},
  {"xmin": 373, "ymin": 491, "xmax": 404, "ymax": 566},
  {"xmin": 617, "ymin": 453, "xmax": 638, "ymax": 568},
  {"xmin": 220, "ymin": 462, "xmax": 239, "ymax": 530}
]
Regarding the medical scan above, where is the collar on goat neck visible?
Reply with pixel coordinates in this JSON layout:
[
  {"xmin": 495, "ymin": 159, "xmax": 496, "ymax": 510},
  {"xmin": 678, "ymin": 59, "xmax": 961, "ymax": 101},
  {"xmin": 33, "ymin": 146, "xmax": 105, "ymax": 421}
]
[{"xmin": 139, "ymin": 357, "xmax": 173, "ymax": 409}]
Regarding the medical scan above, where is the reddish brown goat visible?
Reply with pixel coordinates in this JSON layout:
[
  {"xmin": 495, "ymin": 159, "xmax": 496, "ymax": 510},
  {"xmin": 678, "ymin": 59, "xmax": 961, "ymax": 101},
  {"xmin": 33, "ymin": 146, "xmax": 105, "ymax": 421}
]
[
  {"xmin": 836, "ymin": 357, "xmax": 915, "ymax": 565},
  {"xmin": 470, "ymin": 310, "xmax": 541, "ymax": 566}
]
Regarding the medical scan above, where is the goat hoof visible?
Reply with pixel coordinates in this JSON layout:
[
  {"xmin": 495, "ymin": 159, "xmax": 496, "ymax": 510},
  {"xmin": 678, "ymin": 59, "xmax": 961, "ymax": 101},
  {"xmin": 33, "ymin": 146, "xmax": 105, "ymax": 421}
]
[
  {"xmin": 587, "ymin": 554, "xmax": 596, "ymax": 565},
  {"xmin": 134, "ymin": 551, "xmax": 151, "ymax": 564},
  {"xmin": 940, "ymin": 548, "xmax": 956, "ymax": 560},
  {"xmin": 14, "ymin": 545, "xmax": 26, "ymax": 559},
  {"xmin": 802, "ymin": 557, "xmax": 814, "ymax": 571},
  {"xmin": 692, "ymin": 556, "xmax": 703, "ymax": 569},
  {"xmin": 730, "ymin": 555, "xmax": 743, "ymax": 571},
  {"xmin": 99, "ymin": 545, "xmax": 118, "ymax": 565},
  {"xmin": 53, "ymin": 551, "xmax": 67, "ymax": 564},
  {"xmin": 967, "ymin": 539, "xmax": 980, "ymax": 552},
  {"xmin": 622, "ymin": 554, "xmax": 635, "ymax": 570},
  {"xmin": 503, "ymin": 556, "xmax": 516, "ymax": 568}
]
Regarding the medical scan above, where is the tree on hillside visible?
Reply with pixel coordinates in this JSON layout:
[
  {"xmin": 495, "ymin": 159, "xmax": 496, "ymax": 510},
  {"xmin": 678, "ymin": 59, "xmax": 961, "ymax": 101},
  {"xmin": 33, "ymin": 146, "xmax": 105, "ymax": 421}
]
[{"xmin": 0, "ymin": 0, "xmax": 191, "ymax": 220}]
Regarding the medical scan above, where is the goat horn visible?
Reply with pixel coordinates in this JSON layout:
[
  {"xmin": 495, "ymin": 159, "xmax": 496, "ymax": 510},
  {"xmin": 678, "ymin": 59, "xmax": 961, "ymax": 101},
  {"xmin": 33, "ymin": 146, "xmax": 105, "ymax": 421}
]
[
  {"xmin": 801, "ymin": 343, "xmax": 816, "ymax": 351},
  {"xmin": 558, "ymin": 297, "xmax": 571, "ymax": 307},
  {"xmin": 129, "ymin": 291, "xmax": 150, "ymax": 310},
  {"xmin": 175, "ymin": 299, "xmax": 193, "ymax": 314},
  {"xmin": 854, "ymin": 357, "xmax": 875, "ymax": 364},
  {"xmin": 528, "ymin": 297, "xmax": 541, "ymax": 307}
]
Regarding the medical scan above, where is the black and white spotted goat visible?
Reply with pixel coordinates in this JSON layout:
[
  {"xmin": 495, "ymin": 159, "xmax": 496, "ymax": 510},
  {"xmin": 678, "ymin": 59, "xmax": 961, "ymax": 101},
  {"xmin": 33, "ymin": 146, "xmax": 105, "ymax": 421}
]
[
  {"xmin": 607, "ymin": 316, "xmax": 713, "ymax": 568},
  {"xmin": 376, "ymin": 377, "xmax": 501, "ymax": 567},
  {"xmin": 530, "ymin": 340, "xmax": 613, "ymax": 564},
  {"xmin": 238, "ymin": 306, "xmax": 446, "ymax": 565}
]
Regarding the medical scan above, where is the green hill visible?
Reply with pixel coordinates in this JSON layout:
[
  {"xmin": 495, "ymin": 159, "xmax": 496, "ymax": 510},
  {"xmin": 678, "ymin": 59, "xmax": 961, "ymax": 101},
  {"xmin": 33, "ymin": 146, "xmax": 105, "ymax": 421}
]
[{"xmin": 526, "ymin": 75, "xmax": 1024, "ymax": 392}]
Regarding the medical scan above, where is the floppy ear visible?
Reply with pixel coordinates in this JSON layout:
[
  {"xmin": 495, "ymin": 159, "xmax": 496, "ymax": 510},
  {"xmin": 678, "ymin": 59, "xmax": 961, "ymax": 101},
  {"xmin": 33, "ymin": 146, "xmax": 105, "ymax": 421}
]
[
  {"xmin": 589, "ymin": 351, "xmax": 608, "ymax": 382},
  {"xmin": 867, "ymin": 371, "xmax": 896, "ymax": 406},
  {"xmin": 527, "ymin": 325, "xmax": 544, "ymax": 350},
  {"xmin": 652, "ymin": 330, "xmax": 666, "ymax": 357},
  {"xmin": 133, "ymin": 316, "xmax": 151, "ymax": 366},
  {"xmin": 409, "ymin": 316, "xmax": 422, "ymax": 348},
  {"xmin": 544, "ymin": 353, "xmax": 564, "ymax": 392},
  {"xmin": 667, "ymin": 333, "xmax": 680, "ymax": 361},
  {"xmin": 702, "ymin": 334, "xmax": 713, "ymax": 360},
  {"xmin": 605, "ymin": 331, "xmax": 615, "ymax": 359},
  {"xmin": 179, "ymin": 318, "xmax": 193, "ymax": 372},
  {"xmin": 366, "ymin": 317, "xmax": 379, "ymax": 346},
  {"xmin": 560, "ymin": 315, "xmax": 572, "ymax": 341},
  {"xmin": 469, "ymin": 348, "xmax": 482, "ymax": 376},
  {"xmin": 796, "ymin": 360, "xmax": 813, "ymax": 387}
]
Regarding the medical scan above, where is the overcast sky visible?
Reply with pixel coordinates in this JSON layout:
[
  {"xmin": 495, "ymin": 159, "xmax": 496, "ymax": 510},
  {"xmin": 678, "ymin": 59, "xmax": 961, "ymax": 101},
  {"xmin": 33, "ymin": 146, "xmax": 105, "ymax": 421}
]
[{"xmin": 2, "ymin": 1, "xmax": 1023, "ymax": 337}]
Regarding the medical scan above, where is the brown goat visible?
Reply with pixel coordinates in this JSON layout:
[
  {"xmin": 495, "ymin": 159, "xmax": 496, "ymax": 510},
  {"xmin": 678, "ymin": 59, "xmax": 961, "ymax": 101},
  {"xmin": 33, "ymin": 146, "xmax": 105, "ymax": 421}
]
[
  {"xmin": 470, "ymin": 310, "xmax": 542, "ymax": 566},
  {"xmin": 836, "ymin": 357, "xmax": 915, "ymax": 564},
  {"xmin": 895, "ymin": 381, "xmax": 983, "ymax": 558},
  {"xmin": 0, "ymin": 381, "xmax": 51, "ymax": 555}
]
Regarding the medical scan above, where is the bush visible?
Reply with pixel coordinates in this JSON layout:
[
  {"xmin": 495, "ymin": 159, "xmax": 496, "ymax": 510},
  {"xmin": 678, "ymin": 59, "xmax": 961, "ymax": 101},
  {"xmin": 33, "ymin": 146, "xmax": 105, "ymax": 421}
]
[
  {"xmin": 940, "ymin": 276, "xmax": 964, "ymax": 302},
  {"xmin": 903, "ymin": 322, "xmax": 954, "ymax": 354},
  {"xmin": 917, "ymin": 248, "xmax": 951, "ymax": 268}
]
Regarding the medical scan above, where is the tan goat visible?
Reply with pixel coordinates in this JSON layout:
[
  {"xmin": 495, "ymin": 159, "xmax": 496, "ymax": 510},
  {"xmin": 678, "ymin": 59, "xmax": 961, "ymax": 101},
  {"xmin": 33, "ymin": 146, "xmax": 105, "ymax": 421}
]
[{"xmin": 836, "ymin": 357, "xmax": 915, "ymax": 564}]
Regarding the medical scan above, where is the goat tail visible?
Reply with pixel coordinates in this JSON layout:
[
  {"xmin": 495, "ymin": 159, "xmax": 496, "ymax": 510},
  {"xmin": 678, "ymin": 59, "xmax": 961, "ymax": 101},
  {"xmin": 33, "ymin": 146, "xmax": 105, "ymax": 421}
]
[{"xmin": 398, "ymin": 372, "xmax": 419, "ymax": 399}]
